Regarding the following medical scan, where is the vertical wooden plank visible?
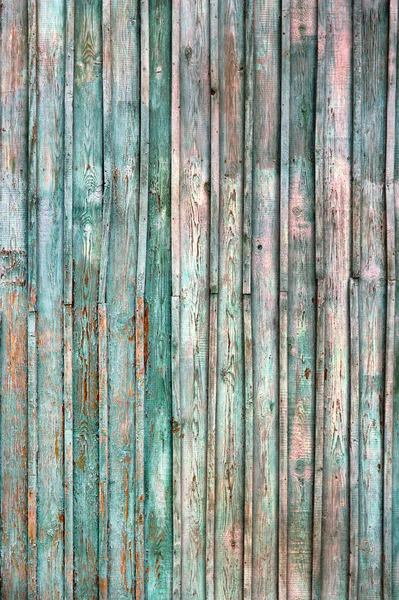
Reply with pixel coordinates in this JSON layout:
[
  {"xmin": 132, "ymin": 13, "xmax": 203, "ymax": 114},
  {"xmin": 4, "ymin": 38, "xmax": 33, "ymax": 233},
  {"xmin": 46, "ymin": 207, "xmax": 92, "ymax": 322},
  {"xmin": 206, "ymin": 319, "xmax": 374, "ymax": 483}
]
[
  {"xmin": 287, "ymin": 0, "xmax": 317, "ymax": 593},
  {"xmin": 280, "ymin": 0, "xmax": 290, "ymax": 294},
  {"xmin": 311, "ymin": 280, "xmax": 325, "ymax": 600},
  {"xmin": 242, "ymin": 0, "xmax": 254, "ymax": 295},
  {"xmin": 36, "ymin": 0, "xmax": 66, "ymax": 594},
  {"xmin": 63, "ymin": 304, "xmax": 73, "ymax": 600},
  {"xmin": 106, "ymin": 0, "xmax": 139, "ymax": 595},
  {"xmin": 349, "ymin": 278, "xmax": 360, "ymax": 600},
  {"xmin": 352, "ymin": 0, "xmax": 362, "ymax": 277},
  {"xmin": 63, "ymin": 0, "xmax": 74, "ymax": 595},
  {"xmin": 320, "ymin": 0, "xmax": 351, "ymax": 593},
  {"xmin": 243, "ymin": 295, "xmax": 253, "ymax": 599},
  {"xmin": 279, "ymin": 292, "xmax": 288, "ymax": 599},
  {"xmin": 171, "ymin": 296, "xmax": 182, "ymax": 598},
  {"xmin": 315, "ymin": 0, "xmax": 326, "ymax": 279},
  {"xmin": 252, "ymin": 0, "xmax": 280, "ymax": 596},
  {"xmin": 27, "ymin": 311, "xmax": 38, "ymax": 598},
  {"xmin": 145, "ymin": 0, "xmax": 173, "ymax": 595},
  {"xmin": 215, "ymin": 0, "xmax": 244, "ymax": 597},
  {"xmin": 359, "ymin": 0, "xmax": 388, "ymax": 594},
  {"xmin": 98, "ymin": 303, "xmax": 109, "ymax": 599},
  {"xmin": 73, "ymin": 0, "xmax": 103, "ymax": 594},
  {"xmin": 384, "ymin": 282, "xmax": 395, "ymax": 600},
  {"xmin": 135, "ymin": 0, "xmax": 150, "ymax": 596},
  {"xmin": 210, "ymin": 0, "xmax": 220, "ymax": 294},
  {"xmin": 0, "ymin": 0, "xmax": 29, "ymax": 594},
  {"xmin": 171, "ymin": 0, "xmax": 181, "ymax": 299},
  {"xmin": 386, "ymin": 0, "xmax": 397, "ymax": 283},
  {"xmin": 179, "ymin": 0, "xmax": 210, "ymax": 596},
  {"xmin": 206, "ymin": 295, "xmax": 217, "ymax": 600}
]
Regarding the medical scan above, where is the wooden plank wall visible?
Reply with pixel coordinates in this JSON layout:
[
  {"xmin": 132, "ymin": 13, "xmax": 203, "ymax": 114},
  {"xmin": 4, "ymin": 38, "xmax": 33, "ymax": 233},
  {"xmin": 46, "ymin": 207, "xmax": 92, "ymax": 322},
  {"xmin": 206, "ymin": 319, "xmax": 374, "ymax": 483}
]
[{"xmin": 0, "ymin": 0, "xmax": 398, "ymax": 598}]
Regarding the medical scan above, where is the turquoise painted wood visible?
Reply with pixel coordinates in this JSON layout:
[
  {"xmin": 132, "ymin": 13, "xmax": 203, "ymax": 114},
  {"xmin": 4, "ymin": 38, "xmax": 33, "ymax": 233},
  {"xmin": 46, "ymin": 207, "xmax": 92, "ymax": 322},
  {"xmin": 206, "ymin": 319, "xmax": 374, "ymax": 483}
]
[{"xmin": 0, "ymin": 0, "xmax": 398, "ymax": 598}]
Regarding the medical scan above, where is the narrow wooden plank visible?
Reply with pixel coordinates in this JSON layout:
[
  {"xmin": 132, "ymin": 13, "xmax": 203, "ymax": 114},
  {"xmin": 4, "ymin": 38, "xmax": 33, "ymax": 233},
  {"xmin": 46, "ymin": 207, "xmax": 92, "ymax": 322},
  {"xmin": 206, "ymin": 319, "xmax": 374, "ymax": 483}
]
[
  {"xmin": 36, "ymin": 1, "xmax": 66, "ymax": 594},
  {"xmin": 352, "ymin": 0, "xmax": 362, "ymax": 277},
  {"xmin": 242, "ymin": 0, "xmax": 254, "ymax": 295},
  {"xmin": 27, "ymin": 311, "xmax": 38, "ymax": 598},
  {"xmin": 98, "ymin": 0, "xmax": 112, "ymax": 305},
  {"xmin": 145, "ymin": 2, "xmax": 173, "ymax": 594},
  {"xmin": 384, "ymin": 281, "xmax": 395, "ymax": 600},
  {"xmin": 280, "ymin": 0, "xmax": 290, "ymax": 293},
  {"xmin": 279, "ymin": 291, "xmax": 288, "ymax": 599},
  {"xmin": 73, "ymin": 0, "xmax": 103, "ymax": 594},
  {"xmin": 171, "ymin": 296, "xmax": 182, "ymax": 598},
  {"xmin": 171, "ymin": 0, "xmax": 181, "ymax": 298},
  {"xmin": 311, "ymin": 279, "xmax": 326, "ymax": 600},
  {"xmin": 315, "ymin": 0, "xmax": 326, "ymax": 279},
  {"xmin": 209, "ymin": 0, "xmax": 220, "ymax": 294},
  {"xmin": 135, "ymin": 0, "xmax": 150, "ymax": 595},
  {"xmin": 287, "ymin": 0, "xmax": 317, "ymax": 594},
  {"xmin": 243, "ymin": 295, "xmax": 253, "ymax": 599},
  {"xmin": 206, "ymin": 294, "xmax": 217, "ymax": 600},
  {"xmin": 349, "ymin": 278, "xmax": 360, "ymax": 600},
  {"xmin": 215, "ymin": 0, "xmax": 245, "ymax": 596},
  {"xmin": 386, "ymin": 0, "xmax": 398, "ymax": 282},
  {"xmin": 106, "ymin": 0, "xmax": 139, "ymax": 595},
  {"xmin": 359, "ymin": 0, "xmax": 389, "ymax": 594},
  {"xmin": 320, "ymin": 0, "xmax": 352, "ymax": 592},
  {"xmin": 64, "ymin": 0, "xmax": 74, "ymax": 305},
  {"xmin": 63, "ymin": 304, "xmax": 74, "ymax": 600},
  {"xmin": 180, "ymin": 0, "xmax": 210, "ymax": 596},
  {"xmin": 28, "ymin": 0, "xmax": 38, "ymax": 312},
  {"xmin": 98, "ymin": 303, "xmax": 109, "ymax": 599},
  {"xmin": 252, "ymin": 0, "xmax": 280, "ymax": 594},
  {"xmin": 0, "ymin": 0, "xmax": 29, "ymax": 593}
]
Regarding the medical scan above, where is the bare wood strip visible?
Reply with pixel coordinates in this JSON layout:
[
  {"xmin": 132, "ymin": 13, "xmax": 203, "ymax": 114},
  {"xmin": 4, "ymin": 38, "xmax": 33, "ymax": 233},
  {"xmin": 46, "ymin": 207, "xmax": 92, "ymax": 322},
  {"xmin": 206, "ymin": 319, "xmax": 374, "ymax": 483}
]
[
  {"xmin": 349, "ymin": 278, "xmax": 360, "ymax": 600},
  {"xmin": 315, "ymin": 0, "xmax": 326, "ymax": 279},
  {"xmin": 172, "ymin": 296, "xmax": 182, "ymax": 598},
  {"xmin": 206, "ymin": 294, "xmax": 217, "ymax": 599},
  {"xmin": 171, "ymin": 0, "xmax": 181, "ymax": 297},
  {"xmin": 98, "ymin": 303, "xmax": 109, "ymax": 599},
  {"xmin": 27, "ymin": 311, "xmax": 37, "ymax": 598},
  {"xmin": 243, "ymin": 294, "xmax": 253, "ymax": 599},
  {"xmin": 135, "ymin": 0, "xmax": 150, "ymax": 594},
  {"xmin": 352, "ymin": 0, "xmax": 362, "ymax": 277},
  {"xmin": 63, "ymin": 304, "xmax": 73, "ymax": 600},
  {"xmin": 242, "ymin": 0, "xmax": 254, "ymax": 294},
  {"xmin": 384, "ymin": 281, "xmax": 396, "ymax": 600},
  {"xmin": 209, "ymin": 0, "xmax": 219, "ymax": 293},
  {"xmin": 280, "ymin": 2, "xmax": 290, "ymax": 292},
  {"xmin": 279, "ymin": 290, "xmax": 288, "ymax": 599},
  {"xmin": 63, "ymin": 0, "xmax": 74, "ymax": 305},
  {"xmin": 98, "ymin": 0, "xmax": 112, "ymax": 304},
  {"xmin": 386, "ymin": 0, "xmax": 398, "ymax": 282},
  {"xmin": 311, "ymin": 279, "xmax": 325, "ymax": 600}
]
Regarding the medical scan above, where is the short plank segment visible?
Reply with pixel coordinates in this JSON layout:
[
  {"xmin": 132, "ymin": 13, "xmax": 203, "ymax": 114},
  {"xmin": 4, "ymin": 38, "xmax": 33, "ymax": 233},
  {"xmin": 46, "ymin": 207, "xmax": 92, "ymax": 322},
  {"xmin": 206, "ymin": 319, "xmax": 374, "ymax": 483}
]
[
  {"xmin": 27, "ymin": 311, "xmax": 38, "ymax": 598},
  {"xmin": 311, "ymin": 280, "xmax": 326, "ymax": 600},
  {"xmin": 180, "ymin": 0, "xmax": 210, "ymax": 596},
  {"xmin": 280, "ymin": 0, "xmax": 290, "ymax": 293},
  {"xmin": 315, "ymin": 0, "xmax": 326, "ymax": 279},
  {"xmin": 243, "ymin": 295, "xmax": 253, "ymax": 599},
  {"xmin": 206, "ymin": 294, "xmax": 218, "ymax": 600},
  {"xmin": 135, "ymin": 0, "xmax": 150, "ymax": 595},
  {"xmin": 349, "ymin": 278, "xmax": 360, "ymax": 600},
  {"xmin": 384, "ymin": 282, "xmax": 395, "ymax": 600},
  {"xmin": 386, "ymin": 0, "xmax": 397, "ymax": 283},
  {"xmin": 209, "ymin": 0, "xmax": 220, "ymax": 294},
  {"xmin": 98, "ymin": 304, "xmax": 109, "ymax": 598},
  {"xmin": 172, "ymin": 296, "xmax": 182, "ymax": 599},
  {"xmin": 279, "ymin": 291, "xmax": 288, "ymax": 599},
  {"xmin": 352, "ymin": 0, "xmax": 362, "ymax": 277},
  {"xmin": 171, "ymin": 0, "xmax": 181, "ymax": 298},
  {"xmin": 63, "ymin": 305, "xmax": 74, "ymax": 600}
]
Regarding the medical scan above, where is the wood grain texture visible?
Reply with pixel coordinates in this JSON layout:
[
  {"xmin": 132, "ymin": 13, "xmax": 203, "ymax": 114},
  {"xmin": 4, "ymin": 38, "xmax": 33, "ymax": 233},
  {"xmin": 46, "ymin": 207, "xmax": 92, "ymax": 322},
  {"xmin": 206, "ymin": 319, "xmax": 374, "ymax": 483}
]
[{"xmin": 0, "ymin": 1, "xmax": 398, "ymax": 598}]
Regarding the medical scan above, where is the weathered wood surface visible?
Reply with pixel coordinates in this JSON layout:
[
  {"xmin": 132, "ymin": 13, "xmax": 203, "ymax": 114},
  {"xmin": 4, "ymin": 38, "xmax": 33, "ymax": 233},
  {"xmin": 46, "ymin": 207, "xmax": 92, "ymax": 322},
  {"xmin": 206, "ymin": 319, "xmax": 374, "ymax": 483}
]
[{"xmin": 0, "ymin": 0, "xmax": 398, "ymax": 598}]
